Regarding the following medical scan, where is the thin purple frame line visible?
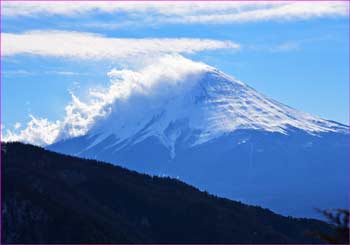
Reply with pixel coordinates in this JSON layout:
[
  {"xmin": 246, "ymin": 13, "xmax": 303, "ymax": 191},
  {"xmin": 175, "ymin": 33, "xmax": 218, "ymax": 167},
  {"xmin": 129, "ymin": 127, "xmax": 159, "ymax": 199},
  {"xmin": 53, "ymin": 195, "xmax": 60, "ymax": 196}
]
[
  {"xmin": 348, "ymin": 0, "xmax": 350, "ymax": 243},
  {"xmin": 0, "ymin": 0, "xmax": 349, "ymax": 245},
  {"xmin": 0, "ymin": 0, "xmax": 2, "ymax": 243},
  {"xmin": 0, "ymin": 0, "xmax": 340, "ymax": 1}
]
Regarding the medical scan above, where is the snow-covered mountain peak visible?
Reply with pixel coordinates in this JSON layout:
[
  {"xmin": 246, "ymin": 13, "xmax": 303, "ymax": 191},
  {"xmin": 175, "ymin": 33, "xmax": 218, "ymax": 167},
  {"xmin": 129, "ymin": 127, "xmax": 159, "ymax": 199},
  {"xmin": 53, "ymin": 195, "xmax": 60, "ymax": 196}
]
[
  {"xmin": 7, "ymin": 55, "xmax": 346, "ymax": 149},
  {"xmin": 80, "ymin": 56, "xmax": 347, "ymax": 153},
  {"xmin": 43, "ymin": 58, "xmax": 348, "ymax": 220}
]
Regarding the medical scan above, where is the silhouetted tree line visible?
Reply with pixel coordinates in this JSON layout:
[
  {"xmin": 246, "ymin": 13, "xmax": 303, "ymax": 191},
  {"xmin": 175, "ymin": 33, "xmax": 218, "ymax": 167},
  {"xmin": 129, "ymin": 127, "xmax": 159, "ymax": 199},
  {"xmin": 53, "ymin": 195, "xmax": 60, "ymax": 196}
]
[
  {"xmin": 1, "ymin": 142, "xmax": 340, "ymax": 244},
  {"xmin": 314, "ymin": 209, "xmax": 349, "ymax": 244}
]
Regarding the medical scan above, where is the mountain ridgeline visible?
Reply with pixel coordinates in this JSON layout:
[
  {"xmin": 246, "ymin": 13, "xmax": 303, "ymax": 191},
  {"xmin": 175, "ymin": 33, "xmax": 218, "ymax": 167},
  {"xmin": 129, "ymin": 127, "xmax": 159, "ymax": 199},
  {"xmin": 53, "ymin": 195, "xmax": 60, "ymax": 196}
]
[
  {"xmin": 48, "ymin": 60, "xmax": 349, "ymax": 218},
  {"xmin": 2, "ymin": 142, "xmax": 335, "ymax": 244}
]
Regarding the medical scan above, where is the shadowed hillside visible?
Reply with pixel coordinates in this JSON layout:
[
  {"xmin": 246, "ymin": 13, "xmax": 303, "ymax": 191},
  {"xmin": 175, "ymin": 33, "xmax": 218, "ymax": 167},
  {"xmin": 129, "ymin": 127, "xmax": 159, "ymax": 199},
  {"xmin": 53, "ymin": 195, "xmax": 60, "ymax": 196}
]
[{"xmin": 2, "ymin": 142, "xmax": 334, "ymax": 244}]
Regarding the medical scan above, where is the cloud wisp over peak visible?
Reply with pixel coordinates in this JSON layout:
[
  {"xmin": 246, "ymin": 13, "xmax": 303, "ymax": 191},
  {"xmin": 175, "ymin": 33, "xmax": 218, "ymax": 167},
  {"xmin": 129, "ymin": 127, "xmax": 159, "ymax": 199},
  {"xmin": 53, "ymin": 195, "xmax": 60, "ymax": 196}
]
[{"xmin": 2, "ymin": 55, "xmax": 213, "ymax": 145}]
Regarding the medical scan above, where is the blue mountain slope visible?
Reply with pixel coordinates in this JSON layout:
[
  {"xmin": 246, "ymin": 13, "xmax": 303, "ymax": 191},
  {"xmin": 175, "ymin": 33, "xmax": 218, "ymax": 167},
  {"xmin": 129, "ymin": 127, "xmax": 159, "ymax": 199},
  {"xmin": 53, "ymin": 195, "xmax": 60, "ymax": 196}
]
[
  {"xmin": 48, "ymin": 128, "xmax": 348, "ymax": 218},
  {"xmin": 48, "ymin": 57, "xmax": 349, "ymax": 218}
]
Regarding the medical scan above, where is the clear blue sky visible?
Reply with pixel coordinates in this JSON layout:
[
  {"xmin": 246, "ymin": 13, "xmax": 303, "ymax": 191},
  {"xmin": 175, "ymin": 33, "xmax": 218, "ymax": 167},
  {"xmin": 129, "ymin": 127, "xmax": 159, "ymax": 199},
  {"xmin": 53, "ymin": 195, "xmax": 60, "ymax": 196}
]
[{"xmin": 2, "ymin": 2, "xmax": 349, "ymax": 136}]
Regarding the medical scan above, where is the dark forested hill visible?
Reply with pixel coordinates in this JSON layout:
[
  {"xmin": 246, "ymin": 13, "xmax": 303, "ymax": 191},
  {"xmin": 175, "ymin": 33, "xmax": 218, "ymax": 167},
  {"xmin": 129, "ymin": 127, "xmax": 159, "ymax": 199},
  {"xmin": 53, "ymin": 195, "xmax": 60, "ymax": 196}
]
[{"xmin": 2, "ymin": 142, "xmax": 333, "ymax": 244}]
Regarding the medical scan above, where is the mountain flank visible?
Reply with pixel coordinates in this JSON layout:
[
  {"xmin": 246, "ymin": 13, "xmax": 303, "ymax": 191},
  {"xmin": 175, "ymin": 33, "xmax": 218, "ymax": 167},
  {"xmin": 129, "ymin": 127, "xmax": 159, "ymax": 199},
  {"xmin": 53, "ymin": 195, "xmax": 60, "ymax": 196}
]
[
  {"xmin": 48, "ymin": 58, "xmax": 349, "ymax": 218},
  {"xmin": 2, "ymin": 142, "xmax": 334, "ymax": 244}
]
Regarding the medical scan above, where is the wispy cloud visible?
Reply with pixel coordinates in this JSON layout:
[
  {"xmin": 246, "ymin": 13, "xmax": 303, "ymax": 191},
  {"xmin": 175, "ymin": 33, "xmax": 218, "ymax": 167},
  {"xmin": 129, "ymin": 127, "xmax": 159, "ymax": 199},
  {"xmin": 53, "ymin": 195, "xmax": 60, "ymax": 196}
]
[
  {"xmin": 3, "ymin": 1, "xmax": 348, "ymax": 25},
  {"xmin": 4, "ymin": 116, "xmax": 61, "ymax": 146},
  {"xmin": 2, "ymin": 55, "xmax": 213, "ymax": 145},
  {"xmin": 271, "ymin": 42, "xmax": 300, "ymax": 52},
  {"xmin": 3, "ymin": 69, "xmax": 85, "ymax": 76},
  {"xmin": 161, "ymin": 2, "xmax": 349, "ymax": 24},
  {"xmin": 14, "ymin": 122, "xmax": 22, "ymax": 130},
  {"xmin": 3, "ymin": 69, "xmax": 34, "ymax": 75},
  {"xmin": 46, "ymin": 71, "xmax": 82, "ymax": 76},
  {"xmin": 248, "ymin": 34, "xmax": 339, "ymax": 53},
  {"xmin": 250, "ymin": 41, "xmax": 301, "ymax": 53},
  {"xmin": 2, "ymin": 30, "xmax": 239, "ymax": 60}
]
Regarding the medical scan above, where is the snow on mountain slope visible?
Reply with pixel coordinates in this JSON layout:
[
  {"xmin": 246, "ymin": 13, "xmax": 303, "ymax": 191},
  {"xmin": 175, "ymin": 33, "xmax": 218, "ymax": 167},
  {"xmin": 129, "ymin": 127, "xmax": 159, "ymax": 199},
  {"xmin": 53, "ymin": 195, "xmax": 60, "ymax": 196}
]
[
  {"xmin": 5, "ymin": 55, "xmax": 347, "ymax": 148},
  {"xmin": 47, "ymin": 55, "xmax": 349, "ymax": 218},
  {"xmin": 74, "ymin": 55, "xmax": 347, "ymax": 156}
]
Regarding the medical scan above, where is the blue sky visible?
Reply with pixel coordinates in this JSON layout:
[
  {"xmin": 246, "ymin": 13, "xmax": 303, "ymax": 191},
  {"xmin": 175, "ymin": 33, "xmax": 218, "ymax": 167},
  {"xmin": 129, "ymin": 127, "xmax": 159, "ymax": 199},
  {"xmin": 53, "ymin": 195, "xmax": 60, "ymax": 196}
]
[{"xmin": 1, "ymin": 1, "xmax": 349, "ymax": 143}]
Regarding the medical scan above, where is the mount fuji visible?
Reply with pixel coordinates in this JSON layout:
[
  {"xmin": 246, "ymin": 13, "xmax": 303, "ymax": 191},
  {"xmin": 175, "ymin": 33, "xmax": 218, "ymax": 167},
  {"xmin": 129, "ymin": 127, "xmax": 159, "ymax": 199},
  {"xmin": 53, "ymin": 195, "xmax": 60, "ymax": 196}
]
[{"xmin": 48, "ymin": 56, "xmax": 349, "ymax": 218}]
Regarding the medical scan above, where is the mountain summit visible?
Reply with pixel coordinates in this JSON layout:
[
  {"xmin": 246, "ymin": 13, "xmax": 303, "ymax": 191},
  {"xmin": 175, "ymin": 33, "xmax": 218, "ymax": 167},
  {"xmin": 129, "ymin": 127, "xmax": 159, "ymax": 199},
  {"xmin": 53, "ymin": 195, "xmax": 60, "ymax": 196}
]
[
  {"xmin": 49, "ymin": 56, "xmax": 349, "ymax": 218},
  {"xmin": 59, "ymin": 56, "xmax": 347, "ymax": 155}
]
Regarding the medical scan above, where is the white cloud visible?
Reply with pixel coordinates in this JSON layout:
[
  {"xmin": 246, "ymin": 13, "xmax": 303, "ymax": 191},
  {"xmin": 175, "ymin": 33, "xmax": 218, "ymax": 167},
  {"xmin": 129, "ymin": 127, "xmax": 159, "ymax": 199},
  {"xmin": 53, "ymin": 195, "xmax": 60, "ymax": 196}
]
[
  {"xmin": 2, "ymin": 30, "xmax": 239, "ymax": 60},
  {"xmin": 46, "ymin": 71, "xmax": 81, "ymax": 76},
  {"xmin": 249, "ymin": 41, "xmax": 301, "ymax": 53},
  {"xmin": 2, "ymin": 55, "xmax": 212, "ymax": 146},
  {"xmin": 4, "ymin": 70, "xmax": 84, "ymax": 76},
  {"xmin": 4, "ymin": 116, "xmax": 61, "ymax": 146},
  {"xmin": 162, "ymin": 2, "xmax": 349, "ymax": 24},
  {"xmin": 3, "ymin": 70, "xmax": 33, "ymax": 75},
  {"xmin": 3, "ymin": 1, "xmax": 348, "ymax": 24},
  {"xmin": 14, "ymin": 122, "xmax": 22, "ymax": 129},
  {"xmin": 272, "ymin": 42, "xmax": 300, "ymax": 52}
]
